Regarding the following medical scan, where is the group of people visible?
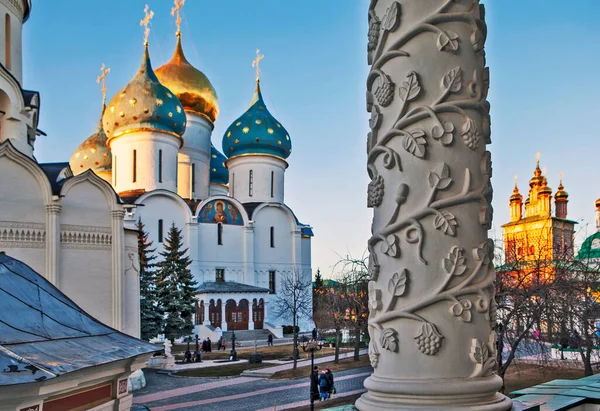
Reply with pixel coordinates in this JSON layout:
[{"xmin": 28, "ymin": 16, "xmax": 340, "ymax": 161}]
[{"xmin": 310, "ymin": 366, "xmax": 335, "ymax": 402}]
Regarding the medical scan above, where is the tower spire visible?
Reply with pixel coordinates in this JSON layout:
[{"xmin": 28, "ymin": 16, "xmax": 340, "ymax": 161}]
[{"xmin": 96, "ymin": 63, "xmax": 110, "ymax": 108}]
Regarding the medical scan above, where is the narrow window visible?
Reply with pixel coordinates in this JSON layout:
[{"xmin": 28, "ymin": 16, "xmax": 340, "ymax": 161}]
[
  {"xmin": 158, "ymin": 219, "xmax": 163, "ymax": 243},
  {"xmin": 232, "ymin": 173, "xmax": 235, "ymax": 197},
  {"xmin": 249, "ymin": 170, "xmax": 253, "ymax": 197},
  {"xmin": 158, "ymin": 149, "xmax": 163, "ymax": 183},
  {"xmin": 269, "ymin": 271, "xmax": 276, "ymax": 294},
  {"xmin": 175, "ymin": 156, "xmax": 178, "ymax": 189},
  {"xmin": 217, "ymin": 223, "xmax": 223, "ymax": 245},
  {"xmin": 270, "ymin": 226, "xmax": 275, "ymax": 248},
  {"xmin": 216, "ymin": 268, "xmax": 225, "ymax": 282},
  {"xmin": 132, "ymin": 150, "xmax": 137, "ymax": 183},
  {"xmin": 5, "ymin": 14, "xmax": 10, "ymax": 70},
  {"xmin": 191, "ymin": 163, "xmax": 196, "ymax": 196},
  {"xmin": 270, "ymin": 171, "xmax": 274, "ymax": 198}
]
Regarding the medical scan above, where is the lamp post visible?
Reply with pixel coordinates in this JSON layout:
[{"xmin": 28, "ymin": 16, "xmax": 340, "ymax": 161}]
[
  {"xmin": 230, "ymin": 321, "xmax": 237, "ymax": 361},
  {"xmin": 300, "ymin": 335, "xmax": 325, "ymax": 411}
]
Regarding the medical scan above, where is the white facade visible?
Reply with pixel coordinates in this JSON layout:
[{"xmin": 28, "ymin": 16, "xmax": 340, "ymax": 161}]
[
  {"xmin": 227, "ymin": 155, "xmax": 287, "ymax": 203},
  {"xmin": 177, "ymin": 112, "xmax": 213, "ymax": 200}
]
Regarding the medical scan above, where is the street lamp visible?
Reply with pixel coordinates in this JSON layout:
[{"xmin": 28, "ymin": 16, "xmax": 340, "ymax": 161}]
[{"xmin": 300, "ymin": 335, "xmax": 325, "ymax": 411}]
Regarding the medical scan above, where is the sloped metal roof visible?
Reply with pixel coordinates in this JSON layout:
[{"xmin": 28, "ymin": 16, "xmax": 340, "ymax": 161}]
[
  {"xmin": 0, "ymin": 253, "xmax": 159, "ymax": 386},
  {"xmin": 197, "ymin": 281, "xmax": 270, "ymax": 294}
]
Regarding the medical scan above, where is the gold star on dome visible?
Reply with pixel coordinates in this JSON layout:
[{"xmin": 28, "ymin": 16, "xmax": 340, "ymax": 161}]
[
  {"xmin": 176, "ymin": 106, "xmax": 182, "ymax": 113},
  {"xmin": 255, "ymin": 119, "xmax": 261, "ymax": 124},
  {"xmin": 156, "ymin": 98, "xmax": 163, "ymax": 106},
  {"xmin": 212, "ymin": 154, "xmax": 217, "ymax": 158},
  {"xmin": 267, "ymin": 128, "xmax": 274, "ymax": 134},
  {"xmin": 227, "ymin": 131, "xmax": 231, "ymax": 137},
  {"xmin": 242, "ymin": 127, "xmax": 250, "ymax": 133}
]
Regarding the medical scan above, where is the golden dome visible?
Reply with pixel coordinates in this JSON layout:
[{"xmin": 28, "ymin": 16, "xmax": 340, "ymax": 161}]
[
  {"xmin": 595, "ymin": 198, "xmax": 600, "ymax": 209},
  {"xmin": 70, "ymin": 106, "xmax": 112, "ymax": 178},
  {"xmin": 155, "ymin": 34, "xmax": 219, "ymax": 124},
  {"xmin": 555, "ymin": 180, "xmax": 568, "ymax": 200},
  {"xmin": 539, "ymin": 177, "xmax": 552, "ymax": 195},
  {"xmin": 509, "ymin": 184, "xmax": 522, "ymax": 203}
]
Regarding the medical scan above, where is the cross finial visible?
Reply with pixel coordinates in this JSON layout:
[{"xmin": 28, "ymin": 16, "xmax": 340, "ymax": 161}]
[
  {"xmin": 252, "ymin": 49, "xmax": 264, "ymax": 82},
  {"xmin": 535, "ymin": 151, "xmax": 541, "ymax": 165},
  {"xmin": 97, "ymin": 63, "xmax": 110, "ymax": 106},
  {"xmin": 559, "ymin": 172, "xmax": 563, "ymax": 184},
  {"xmin": 171, "ymin": 0, "xmax": 185, "ymax": 36},
  {"xmin": 140, "ymin": 4, "xmax": 154, "ymax": 46},
  {"xmin": 514, "ymin": 175, "xmax": 518, "ymax": 187}
]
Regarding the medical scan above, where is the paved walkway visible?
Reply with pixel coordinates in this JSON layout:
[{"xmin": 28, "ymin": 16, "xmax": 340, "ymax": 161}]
[{"xmin": 134, "ymin": 350, "xmax": 369, "ymax": 411}]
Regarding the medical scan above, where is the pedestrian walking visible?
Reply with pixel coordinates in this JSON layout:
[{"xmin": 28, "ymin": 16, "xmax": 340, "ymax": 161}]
[
  {"xmin": 310, "ymin": 366, "xmax": 320, "ymax": 404},
  {"xmin": 202, "ymin": 338, "xmax": 208, "ymax": 352},
  {"xmin": 325, "ymin": 368, "xmax": 335, "ymax": 398},
  {"xmin": 318, "ymin": 370, "xmax": 330, "ymax": 401},
  {"xmin": 207, "ymin": 337, "xmax": 212, "ymax": 352},
  {"xmin": 312, "ymin": 327, "xmax": 317, "ymax": 340},
  {"xmin": 220, "ymin": 336, "xmax": 227, "ymax": 350},
  {"xmin": 217, "ymin": 337, "xmax": 222, "ymax": 350},
  {"xmin": 267, "ymin": 334, "xmax": 273, "ymax": 346}
]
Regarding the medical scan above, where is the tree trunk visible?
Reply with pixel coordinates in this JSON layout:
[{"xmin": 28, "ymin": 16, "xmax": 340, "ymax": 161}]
[
  {"xmin": 334, "ymin": 328, "xmax": 340, "ymax": 364},
  {"xmin": 581, "ymin": 346, "xmax": 593, "ymax": 376},
  {"xmin": 292, "ymin": 313, "xmax": 298, "ymax": 370},
  {"xmin": 354, "ymin": 327, "xmax": 360, "ymax": 361}
]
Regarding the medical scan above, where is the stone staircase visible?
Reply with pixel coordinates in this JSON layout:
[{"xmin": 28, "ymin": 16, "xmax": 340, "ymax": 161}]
[{"xmin": 222, "ymin": 329, "xmax": 273, "ymax": 343}]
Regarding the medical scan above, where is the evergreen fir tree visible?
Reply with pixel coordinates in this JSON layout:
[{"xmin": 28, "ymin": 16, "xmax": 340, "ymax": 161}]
[
  {"xmin": 138, "ymin": 218, "xmax": 162, "ymax": 341},
  {"xmin": 155, "ymin": 223, "xmax": 197, "ymax": 342},
  {"xmin": 314, "ymin": 268, "xmax": 324, "ymax": 291}
]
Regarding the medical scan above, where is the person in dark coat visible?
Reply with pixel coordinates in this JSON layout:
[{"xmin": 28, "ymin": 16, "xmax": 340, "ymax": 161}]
[
  {"xmin": 312, "ymin": 327, "xmax": 317, "ymax": 340},
  {"xmin": 310, "ymin": 366, "xmax": 320, "ymax": 403},
  {"xmin": 207, "ymin": 337, "xmax": 212, "ymax": 352},
  {"xmin": 202, "ymin": 339, "xmax": 208, "ymax": 352},
  {"xmin": 267, "ymin": 334, "xmax": 273, "ymax": 346},
  {"xmin": 318, "ymin": 370, "xmax": 330, "ymax": 400},
  {"xmin": 325, "ymin": 368, "xmax": 335, "ymax": 397}
]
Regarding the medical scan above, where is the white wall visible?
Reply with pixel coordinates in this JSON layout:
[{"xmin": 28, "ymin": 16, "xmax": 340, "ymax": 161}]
[
  {"xmin": 228, "ymin": 155, "xmax": 286, "ymax": 203},
  {"xmin": 123, "ymin": 229, "xmax": 141, "ymax": 337},
  {"xmin": 196, "ymin": 222, "xmax": 245, "ymax": 283},
  {"xmin": 178, "ymin": 113, "xmax": 212, "ymax": 200},
  {"xmin": 209, "ymin": 183, "xmax": 228, "ymax": 196},
  {"xmin": 110, "ymin": 131, "xmax": 180, "ymax": 194}
]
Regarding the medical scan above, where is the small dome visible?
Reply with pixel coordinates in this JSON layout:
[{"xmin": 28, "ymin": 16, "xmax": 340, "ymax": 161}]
[
  {"xmin": 155, "ymin": 34, "xmax": 219, "ymax": 123},
  {"xmin": 595, "ymin": 198, "xmax": 600, "ymax": 209},
  {"xmin": 70, "ymin": 106, "xmax": 112, "ymax": 176},
  {"xmin": 539, "ymin": 178, "xmax": 552, "ymax": 195},
  {"xmin": 222, "ymin": 80, "xmax": 292, "ymax": 160},
  {"xmin": 577, "ymin": 231, "xmax": 600, "ymax": 260},
  {"xmin": 509, "ymin": 183, "xmax": 522, "ymax": 203},
  {"xmin": 103, "ymin": 44, "xmax": 186, "ymax": 146},
  {"xmin": 555, "ymin": 181, "xmax": 568, "ymax": 200},
  {"xmin": 209, "ymin": 143, "xmax": 228, "ymax": 185}
]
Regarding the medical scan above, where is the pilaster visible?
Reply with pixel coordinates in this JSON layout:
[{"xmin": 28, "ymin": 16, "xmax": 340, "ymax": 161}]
[
  {"xmin": 243, "ymin": 224, "xmax": 255, "ymax": 285},
  {"xmin": 221, "ymin": 301, "xmax": 227, "ymax": 331},
  {"xmin": 248, "ymin": 303, "xmax": 255, "ymax": 330},
  {"xmin": 111, "ymin": 209, "xmax": 125, "ymax": 332},
  {"xmin": 358, "ymin": 1, "xmax": 511, "ymax": 410},
  {"xmin": 204, "ymin": 302, "xmax": 210, "ymax": 326},
  {"xmin": 45, "ymin": 203, "xmax": 61, "ymax": 285}
]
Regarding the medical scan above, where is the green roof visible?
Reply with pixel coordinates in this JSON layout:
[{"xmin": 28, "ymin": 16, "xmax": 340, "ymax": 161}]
[{"xmin": 577, "ymin": 231, "xmax": 600, "ymax": 260}]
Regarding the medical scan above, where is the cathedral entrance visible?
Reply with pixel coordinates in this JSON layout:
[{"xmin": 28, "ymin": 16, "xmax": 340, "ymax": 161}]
[
  {"xmin": 226, "ymin": 299, "xmax": 249, "ymax": 330},
  {"xmin": 209, "ymin": 299, "xmax": 221, "ymax": 328},
  {"xmin": 253, "ymin": 298, "xmax": 264, "ymax": 329}
]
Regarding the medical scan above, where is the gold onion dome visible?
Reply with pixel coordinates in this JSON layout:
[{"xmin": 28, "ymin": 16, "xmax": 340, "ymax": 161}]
[
  {"xmin": 529, "ymin": 161, "xmax": 544, "ymax": 187},
  {"xmin": 103, "ymin": 44, "xmax": 186, "ymax": 146},
  {"xmin": 155, "ymin": 34, "xmax": 219, "ymax": 124},
  {"xmin": 555, "ymin": 181, "xmax": 568, "ymax": 200},
  {"xmin": 595, "ymin": 198, "xmax": 600, "ymax": 209},
  {"xmin": 510, "ymin": 184, "xmax": 522, "ymax": 202},
  {"xmin": 539, "ymin": 177, "xmax": 552, "ymax": 195},
  {"xmin": 70, "ymin": 105, "xmax": 112, "ymax": 176}
]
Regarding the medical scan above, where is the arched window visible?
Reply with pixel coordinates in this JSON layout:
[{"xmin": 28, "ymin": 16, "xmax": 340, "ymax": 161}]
[
  {"xmin": 249, "ymin": 170, "xmax": 253, "ymax": 196},
  {"xmin": 270, "ymin": 171, "xmax": 274, "ymax": 198},
  {"xmin": 217, "ymin": 222, "xmax": 223, "ymax": 245},
  {"xmin": 158, "ymin": 219, "xmax": 164, "ymax": 243},
  {"xmin": 132, "ymin": 150, "xmax": 137, "ymax": 183},
  {"xmin": 158, "ymin": 149, "xmax": 163, "ymax": 183},
  {"xmin": 191, "ymin": 163, "xmax": 196, "ymax": 196},
  {"xmin": 270, "ymin": 226, "xmax": 274, "ymax": 248},
  {"xmin": 5, "ymin": 14, "xmax": 10, "ymax": 71}
]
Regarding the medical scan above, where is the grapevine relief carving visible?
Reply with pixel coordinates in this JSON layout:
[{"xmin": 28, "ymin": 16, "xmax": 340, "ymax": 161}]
[{"xmin": 366, "ymin": 0, "xmax": 494, "ymax": 365}]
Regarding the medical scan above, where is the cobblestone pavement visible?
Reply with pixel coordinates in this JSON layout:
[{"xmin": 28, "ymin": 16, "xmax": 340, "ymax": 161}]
[{"xmin": 134, "ymin": 366, "xmax": 370, "ymax": 411}]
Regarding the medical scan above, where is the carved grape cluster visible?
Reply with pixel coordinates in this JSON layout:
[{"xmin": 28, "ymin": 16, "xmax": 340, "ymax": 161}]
[
  {"xmin": 368, "ymin": 18, "xmax": 381, "ymax": 52},
  {"xmin": 373, "ymin": 75, "xmax": 395, "ymax": 107},
  {"xmin": 368, "ymin": 175, "xmax": 385, "ymax": 208},
  {"xmin": 462, "ymin": 118, "xmax": 482, "ymax": 150},
  {"xmin": 414, "ymin": 322, "xmax": 443, "ymax": 355}
]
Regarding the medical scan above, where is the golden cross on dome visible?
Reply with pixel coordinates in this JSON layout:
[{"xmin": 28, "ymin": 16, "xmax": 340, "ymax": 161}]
[
  {"xmin": 535, "ymin": 151, "xmax": 541, "ymax": 165},
  {"xmin": 559, "ymin": 172, "xmax": 563, "ymax": 184},
  {"xmin": 514, "ymin": 175, "xmax": 518, "ymax": 187},
  {"xmin": 97, "ymin": 63, "xmax": 110, "ymax": 106},
  {"xmin": 252, "ymin": 49, "xmax": 264, "ymax": 81},
  {"xmin": 140, "ymin": 4, "xmax": 154, "ymax": 45},
  {"xmin": 171, "ymin": 0, "xmax": 185, "ymax": 35}
]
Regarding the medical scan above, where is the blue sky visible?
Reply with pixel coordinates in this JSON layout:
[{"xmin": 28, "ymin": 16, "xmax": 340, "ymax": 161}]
[{"xmin": 23, "ymin": 1, "xmax": 600, "ymax": 277}]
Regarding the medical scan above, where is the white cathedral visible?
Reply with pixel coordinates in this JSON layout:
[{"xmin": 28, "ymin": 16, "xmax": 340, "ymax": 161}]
[{"xmin": 0, "ymin": 0, "xmax": 313, "ymax": 340}]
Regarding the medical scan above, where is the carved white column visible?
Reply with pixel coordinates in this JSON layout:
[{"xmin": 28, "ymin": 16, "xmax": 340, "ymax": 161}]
[
  {"xmin": 111, "ymin": 209, "xmax": 125, "ymax": 332},
  {"xmin": 221, "ymin": 300, "xmax": 228, "ymax": 331},
  {"xmin": 204, "ymin": 301, "xmax": 211, "ymax": 326},
  {"xmin": 45, "ymin": 203, "xmax": 61, "ymax": 285},
  {"xmin": 358, "ymin": 1, "xmax": 511, "ymax": 410},
  {"xmin": 248, "ymin": 302, "xmax": 255, "ymax": 330}
]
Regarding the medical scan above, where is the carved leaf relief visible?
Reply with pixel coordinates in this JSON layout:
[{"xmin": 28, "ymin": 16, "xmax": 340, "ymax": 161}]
[
  {"xmin": 381, "ymin": 234, "xmax": 400, "ymax": 258},
  {"xmin": 380, "ymin": 327, "xmax": 399, "ymax": 352},
  {"xmin": 428, "ymin": 162, "xmax": 452, "ymax": 190},
  {"xmin": 434, "ymin": 211, "xmax": 457, "ymax": 236},
  {"xmin": 369, "ymin": 281, "xmax": 383, "ymax": 311},
  {"xmin": 450, "ymin": 299, "xmax": 472, "ymax": 322},
  {"xmin": 369, "ymin": 105, "xmax": 381, "ymax": 130},
  {"xmin": 437, "ymin": 30, "xmax": 459, "ymax": 52},
  {"xmin": 442, "ymin": 66, "xmax": 462, "ymax": 93},
  {"xmin": 399, "ymin": 71, "xmax": 421, "ymax": 102},
  {"xmin": 443, "ymin": 246, "xmax": 467, "ymax": 276},
  {"xmin": 431, "ymin": 121, "xmax": 454, "ymax": 145},
  {"xmin": 381, "ymin": 1, "xmax": 401, "ymax": 32},
  {"xmin": 402, "ymin": 129, "xmax": 426, "ymax": 158},
  {"xmin": 388, "ymin": 269, "xmax": 408, "ymax": 297},
  {"xmin": 469, "ymin": 338, "xmax": 497, "ymax": 378}
]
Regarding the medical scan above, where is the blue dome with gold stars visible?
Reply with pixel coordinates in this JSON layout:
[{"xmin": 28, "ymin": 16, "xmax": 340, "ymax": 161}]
[
  {"xmin": 222, "ymin": 80, "xmax": 291, "ymax": 160},
  {"xmin": 103, "ymin": 44, "xmax": 186, "ymax": 146},
  {"xmin": 210, "ymin": 143, "xmax": 228, "ymax": 185}
]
